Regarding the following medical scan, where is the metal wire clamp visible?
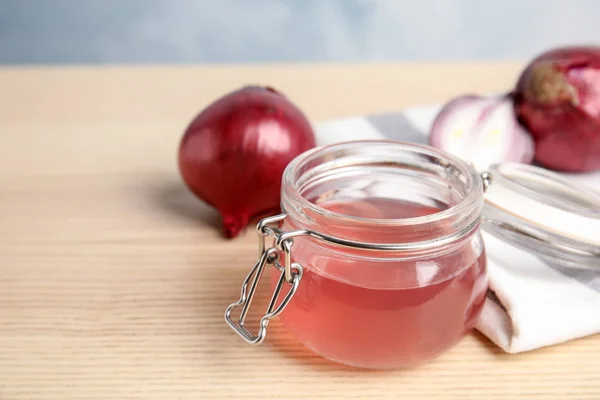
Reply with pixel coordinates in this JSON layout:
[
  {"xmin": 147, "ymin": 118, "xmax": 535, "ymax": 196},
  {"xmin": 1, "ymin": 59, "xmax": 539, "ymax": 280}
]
[{"xmin": 224, "ymin": 213, "xmax": 303, "ymax": 345}]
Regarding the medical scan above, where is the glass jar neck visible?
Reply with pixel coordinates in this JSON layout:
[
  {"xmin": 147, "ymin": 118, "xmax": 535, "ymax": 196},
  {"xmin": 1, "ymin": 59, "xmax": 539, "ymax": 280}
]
[{"xmin": 280, "ymin": 140, "xmax": 484, "ymax": 254}]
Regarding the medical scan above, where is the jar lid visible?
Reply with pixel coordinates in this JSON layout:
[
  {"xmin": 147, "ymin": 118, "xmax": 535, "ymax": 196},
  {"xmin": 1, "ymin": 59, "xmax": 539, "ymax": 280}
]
[{"xmin": 482, "ymin": 162, "xmax": 600, "ymax": 268}]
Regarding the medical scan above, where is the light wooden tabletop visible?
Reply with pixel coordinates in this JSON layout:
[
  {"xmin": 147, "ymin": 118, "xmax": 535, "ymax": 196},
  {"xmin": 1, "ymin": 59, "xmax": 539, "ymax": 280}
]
[{"xmin": 1, "ymin": 63, "xmax": 598, "ymax": 400}]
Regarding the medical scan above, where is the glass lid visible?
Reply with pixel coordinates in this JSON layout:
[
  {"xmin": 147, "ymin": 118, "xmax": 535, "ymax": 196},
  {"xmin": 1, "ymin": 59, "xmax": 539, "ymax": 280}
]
[{"xmin": 481, "ymin": 162, "xmax": 600, "ymax": 269}]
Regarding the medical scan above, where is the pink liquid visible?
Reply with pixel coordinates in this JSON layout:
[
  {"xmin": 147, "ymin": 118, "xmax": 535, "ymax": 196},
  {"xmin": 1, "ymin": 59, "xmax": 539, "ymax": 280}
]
[{"xmin": 272, "ymin": 198, "xmax": 487, "ymax": 369}]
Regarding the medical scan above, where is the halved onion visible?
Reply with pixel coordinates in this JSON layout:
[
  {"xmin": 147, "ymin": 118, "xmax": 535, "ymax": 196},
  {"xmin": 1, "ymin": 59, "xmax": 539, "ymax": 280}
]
[{"xmin": 429, "ymin": 94, "xmax": 534, "ymax": 172}]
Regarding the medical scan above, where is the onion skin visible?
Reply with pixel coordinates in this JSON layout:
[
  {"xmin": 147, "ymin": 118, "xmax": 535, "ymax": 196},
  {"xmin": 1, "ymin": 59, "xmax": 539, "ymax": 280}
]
[
  {"xmin": 178, "ymin": 86, "xmax": 316, "ymax": 238},
  {"xmin": 514, "ymin": 46, "xmax": 600, "ymax": 172}
]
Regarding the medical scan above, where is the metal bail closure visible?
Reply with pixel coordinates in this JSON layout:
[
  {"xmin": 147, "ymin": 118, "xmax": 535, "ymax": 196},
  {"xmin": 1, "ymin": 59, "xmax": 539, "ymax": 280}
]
[
  {"xmin": 224, "ymin": 213, "xmax": 304, "ymax": 345},
  {"xmin": 481, "ymin": 162, "xmax": 600, "ymax": 268}
]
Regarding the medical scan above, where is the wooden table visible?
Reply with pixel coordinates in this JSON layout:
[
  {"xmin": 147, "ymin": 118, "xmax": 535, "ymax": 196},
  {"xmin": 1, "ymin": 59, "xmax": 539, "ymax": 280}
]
[{"xmin": 1, "ymin": 63, "xmax": 598, "ymax": 399}]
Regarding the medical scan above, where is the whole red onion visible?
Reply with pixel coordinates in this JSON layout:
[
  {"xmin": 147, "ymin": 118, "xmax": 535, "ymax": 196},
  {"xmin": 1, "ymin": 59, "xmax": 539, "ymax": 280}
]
[
  {"xmin": 178, "ymin": 86, "xmax": 316, "ymax": 238},
  {"xmin": 514, "ymin": 46, "xmax": 600, "ymax": 172}
]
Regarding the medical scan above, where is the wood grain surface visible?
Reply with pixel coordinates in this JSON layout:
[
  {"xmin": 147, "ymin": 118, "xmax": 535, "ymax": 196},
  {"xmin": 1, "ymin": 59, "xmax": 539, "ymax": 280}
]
[{"xmin": 1, "ymin": 63, "xmax": 598, "ymax": 399}]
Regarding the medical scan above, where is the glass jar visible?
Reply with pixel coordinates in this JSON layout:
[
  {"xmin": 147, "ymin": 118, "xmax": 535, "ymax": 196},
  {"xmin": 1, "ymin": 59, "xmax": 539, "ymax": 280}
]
[{"xmin": 225, "ymin": 140, "xmax": 600, "ymax": 369}]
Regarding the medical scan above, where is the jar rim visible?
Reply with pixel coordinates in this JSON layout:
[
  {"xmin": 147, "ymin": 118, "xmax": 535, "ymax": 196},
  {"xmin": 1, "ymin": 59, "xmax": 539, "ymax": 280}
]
[{"xmin": 282, "ymin": 140, "xmax": 484, "ymax": 228}]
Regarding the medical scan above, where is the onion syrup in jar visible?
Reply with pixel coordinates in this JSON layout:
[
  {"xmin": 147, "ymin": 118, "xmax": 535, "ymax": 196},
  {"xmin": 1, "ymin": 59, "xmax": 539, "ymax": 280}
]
[{"xmin": 226, "ymin": 140, "xmax": 489, "ymax": 369}]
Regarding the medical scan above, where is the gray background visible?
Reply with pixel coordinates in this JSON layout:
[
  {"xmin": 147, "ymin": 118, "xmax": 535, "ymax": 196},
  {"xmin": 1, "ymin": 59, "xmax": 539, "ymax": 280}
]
[{"xmin": 0, "ymin": 0, "xmax": 598, "ymax": 65}]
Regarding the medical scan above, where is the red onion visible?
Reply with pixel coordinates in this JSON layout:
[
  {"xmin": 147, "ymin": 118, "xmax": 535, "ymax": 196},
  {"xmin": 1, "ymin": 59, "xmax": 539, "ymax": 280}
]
[
  {"xmin": 514, "ymin": 46, "xmax": 600, "ymax": 172},
  {"xmin": 429, "ymin": 94, "xmax": 534, "ymax": 171},
  {"xmin": 178, "ymin": 86, "xmax": 317, "ymax": 238}
]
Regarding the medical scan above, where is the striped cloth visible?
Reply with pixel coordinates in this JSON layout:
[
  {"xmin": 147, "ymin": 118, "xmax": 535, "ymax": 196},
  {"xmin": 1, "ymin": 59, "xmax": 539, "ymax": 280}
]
[{"xmin": 314, "ymin": 104, "xmax": 600, "ymax": 354}]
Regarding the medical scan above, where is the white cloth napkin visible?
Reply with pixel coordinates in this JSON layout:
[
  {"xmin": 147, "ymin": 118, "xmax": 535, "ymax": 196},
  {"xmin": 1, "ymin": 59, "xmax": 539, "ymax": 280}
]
[{"xmin": 314, "ymin": 104, "xmax": 600, "ymax": 353}]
